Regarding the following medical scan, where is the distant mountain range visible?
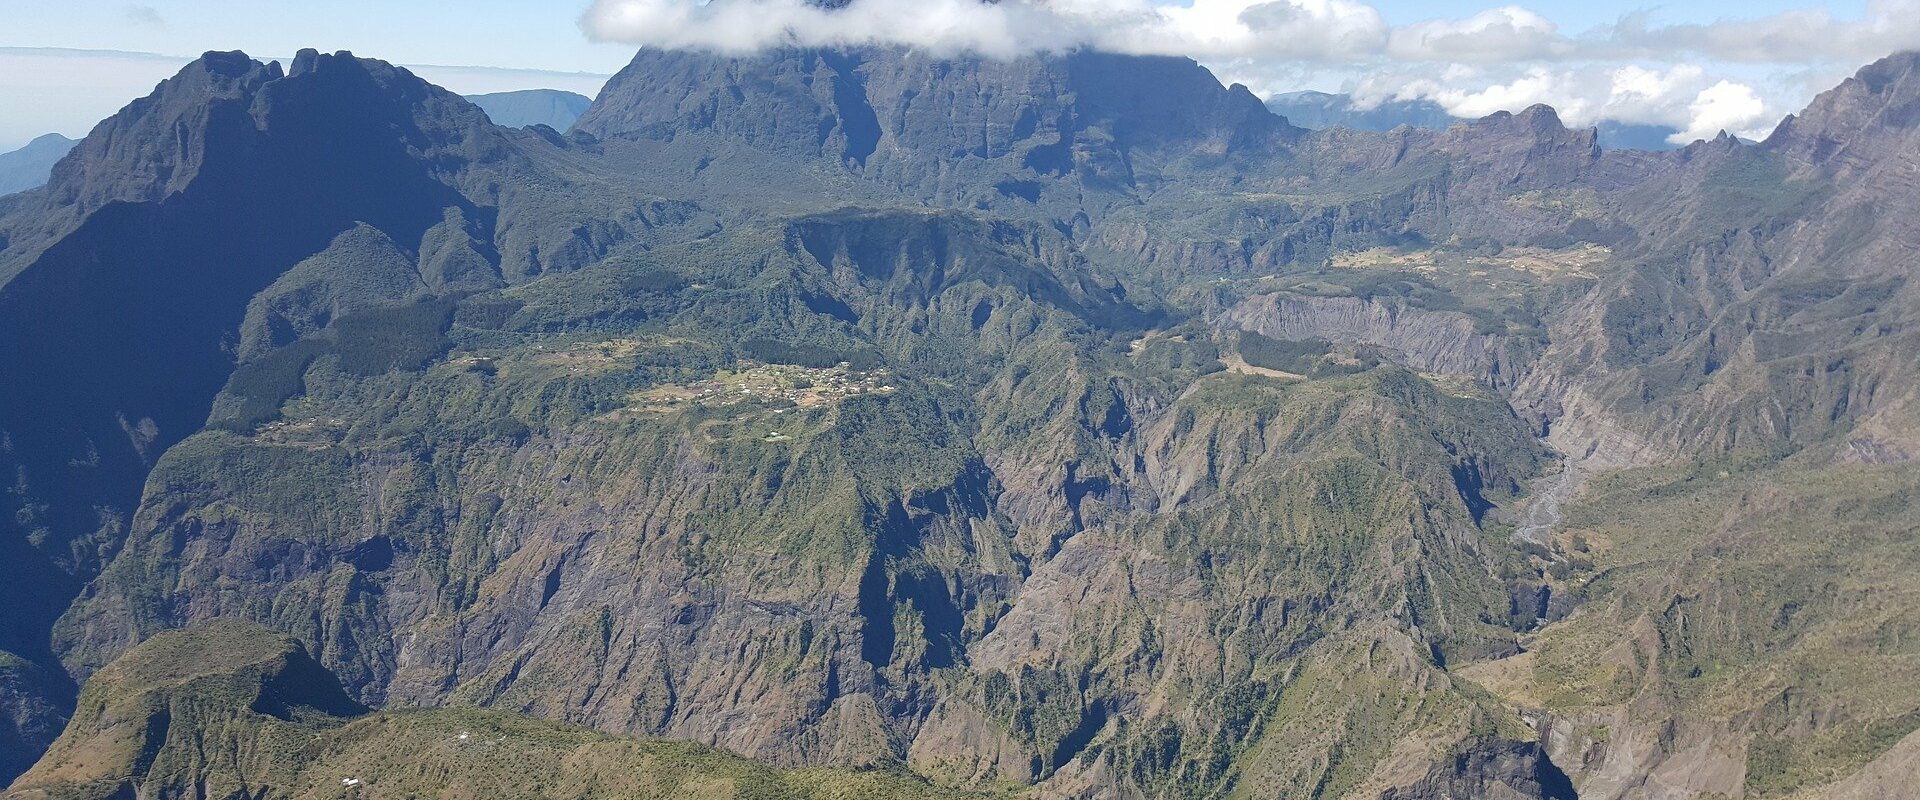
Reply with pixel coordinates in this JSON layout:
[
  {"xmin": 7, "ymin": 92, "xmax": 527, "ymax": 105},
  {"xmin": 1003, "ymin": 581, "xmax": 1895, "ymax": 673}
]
[
  {"xmin": 0, "ymin": 90, "xmax": 594, "ymax": 200},
  {"xmin": 466, "ymin": 88, "xmax": 594, "ymax": 131},
  {"xmin": 1266, "ymin": 90, "xmax": 1687, "ymax": 151},
  {"xmin": 5, "ymin": 42, "xmax": 1920, "ymax": 800},
  {"xmin": 0, "ymin": 134, "xmax": 76, "ymax": 196}
]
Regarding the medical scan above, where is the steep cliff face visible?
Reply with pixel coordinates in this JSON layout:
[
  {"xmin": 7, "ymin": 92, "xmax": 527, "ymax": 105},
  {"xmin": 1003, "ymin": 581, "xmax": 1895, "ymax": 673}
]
[
  {"xmin": 8, "ymin": 620, "xmax": 365, "ymax": 800},
  {"xmin": 42, "ymin": 190, "xmax": 1556, "ymax": 798},
  {"xmin": 1379, "ymin": 738, "xmax": 1576, "ymax": 800},
  {"xmin": 8, "ymin": 620, "xmax": 981, "ymax": 800},
  {"xmin": 1080, "ymin": 103, "xmax": 1632, "ymax": 292},
  {"xmin": 45, "ymin": 208, "xmax": 1141, "ymax": 772},
  {"xmin": 9, "ymin": 35, "xmax": 1920, "ymax": 800},
  {"xmin": 0, "ymin": 654, "xmax": 68, "ymax": 784},
  {"xmin": 1459, "ymin": 459, "xmax": 1920, "ymax": 800},
  {"xmin": 577, "ymin": 46, "xmax": 1297, "ymax": 210},
  {"xmin": 936, "ymin": 369, "xmax": 1546, "ymax": 795},
  {"xmin": 1767, "ymin": 51, "xmax": 1920, "ymax": 181},
  {"xmin": 0, "ymin": 49, "xmax": 703, "ymax": 783},
  {"xmin": 0, "ymin": 53, "xmax": 435, "ymax": 764},
  {"xmin": 1502, "ymin": 53, "xmax": 1920, "ymax": 465},
  {"xmin": 1219, "ymin": 294, "xmax": 1515, "ymax": 381},
  {"xmin": 0, "ymin": 48, "xmax": 521, "ymax": 599}
]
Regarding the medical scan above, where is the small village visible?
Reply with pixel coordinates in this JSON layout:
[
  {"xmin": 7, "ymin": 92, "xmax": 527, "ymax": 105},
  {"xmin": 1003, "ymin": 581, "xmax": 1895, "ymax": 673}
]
[
  {"xmin": 630, "ymin": 361, "xmax": 897, "ymax": 415},
  {"xmin": 251, "ymin": 412, "xmax": 347, "ymax": 449}
]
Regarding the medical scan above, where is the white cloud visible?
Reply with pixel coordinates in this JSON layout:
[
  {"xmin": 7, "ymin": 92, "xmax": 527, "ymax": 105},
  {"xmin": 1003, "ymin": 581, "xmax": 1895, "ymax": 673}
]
[
  {"xmin": 581, "ymin": 0, "xmax": 1079, "ymax": 58},
  {"xmin": 3, "ymin": 1, "xmax": 1898, "ymax": 154},
  {"xmin": 1677, "ymin": 80, "xmax": 1774, "ymax": 142},
  {"xmin": 1602, "ymin": 1, "xmax": 1920, "ymax": 65},
  {"xmin": 1387, "ymin": 7, "xmax": 1566, "ymax": 63},
  {"xmin": 577, "ymin": 0, "xmax": 1920, "ymax": 75},
  {"xmin": 1601, "ymin": 64, "xmax": 1778, "ymax": 143},
  {"xmin": 1166, "ymin": 0, "xmax": 1388, "ymax": 61},
  {"xmin": 580, "ymin": 0, "xmax": 1388, "ymax": 62},
  {"xmin": 573, "ymin": 0, "xmax": 1920, "ymax": 148},
  {"xmin": 1424, "ymin": 67, "xmax": 1583, "ymax": 120},
  {"xmin": 1345, "ymin": 61, "xmax": 1778, "ymax": 146}
]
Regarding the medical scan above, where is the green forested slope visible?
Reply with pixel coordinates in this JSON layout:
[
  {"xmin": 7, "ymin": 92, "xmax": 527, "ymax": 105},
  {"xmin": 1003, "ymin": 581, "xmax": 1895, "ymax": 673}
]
[
  {"xmin": 8, "ymin": 621, "xmax": 991, "ymax": 800},
  {"xmin": 5, "ymin": 41, "xmax": 1920, "ymax": 800}
]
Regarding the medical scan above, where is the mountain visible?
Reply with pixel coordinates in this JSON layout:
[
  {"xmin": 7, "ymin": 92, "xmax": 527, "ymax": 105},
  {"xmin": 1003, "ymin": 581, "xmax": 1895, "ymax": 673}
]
[
  {"xmin": 1266, "ymin": 90, "xmax": 1685, "ymax": 151},
  {"xmin": 573, "ymin": 46, "xmax": 1299, "ymax": 208},
  {"xmin": 9, "ymin": 620, "xmax": 977, "ymax": 800},
  {"xmin": 0, "ymin": 134, "xmax": 76, "ymax": 196},
  {"xmin": 0, "ymin": 48, "xmax": 660, "ymax": 787},
  {"xmin": 466, "ymin": 88, "xmax": 593, "ymax": 131},
  {"xmin": 4, "ymin": 40, "xmax": 1920, "ymax": 800}
]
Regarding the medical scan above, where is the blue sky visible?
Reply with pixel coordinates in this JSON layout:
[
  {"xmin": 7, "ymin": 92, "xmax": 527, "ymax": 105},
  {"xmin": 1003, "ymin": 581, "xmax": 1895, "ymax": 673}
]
[
  {"xmin": 0, "ymin": 1, "xmax": 1873, "ymax": 69},
  {"xmin": 1370, "ymin": 0, "xmax": 1858, "ymax": 28},
  {"xmin": 0, "ymin": 0, "xmax": 639, "ymax": 74},
  {"xmin": 0, "ymin": 1, "xmax": 1908, "ymax": 150}
]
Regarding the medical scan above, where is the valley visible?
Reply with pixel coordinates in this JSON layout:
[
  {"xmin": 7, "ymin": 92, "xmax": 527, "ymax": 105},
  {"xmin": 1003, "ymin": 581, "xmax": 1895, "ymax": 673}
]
[{"xmin": 0, "ymin": 37, "xmax": 1916, "ymax": 800}]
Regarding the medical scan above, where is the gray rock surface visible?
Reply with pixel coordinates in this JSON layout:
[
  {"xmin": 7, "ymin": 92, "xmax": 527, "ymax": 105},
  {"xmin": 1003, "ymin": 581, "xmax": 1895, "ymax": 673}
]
[{"xmin": 7, "ymin": 40, "xmax": 1920, "ymax": 799}]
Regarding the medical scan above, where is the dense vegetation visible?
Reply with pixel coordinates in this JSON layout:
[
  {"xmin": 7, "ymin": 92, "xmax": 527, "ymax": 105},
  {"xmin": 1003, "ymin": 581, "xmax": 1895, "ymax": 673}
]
[
  {"xmin": 4, "ymin": 40, "xmax": 1920, "ymax": 800},
  {"xmin": 10, "ymin": 622, "xmax": 991, "ymax": 800}
]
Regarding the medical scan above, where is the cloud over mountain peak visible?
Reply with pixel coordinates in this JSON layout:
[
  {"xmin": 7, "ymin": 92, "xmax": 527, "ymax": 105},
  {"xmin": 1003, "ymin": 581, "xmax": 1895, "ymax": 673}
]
[{"xmin": 578, "ymin": 0, "xmax": 1920, "ymax": 148}]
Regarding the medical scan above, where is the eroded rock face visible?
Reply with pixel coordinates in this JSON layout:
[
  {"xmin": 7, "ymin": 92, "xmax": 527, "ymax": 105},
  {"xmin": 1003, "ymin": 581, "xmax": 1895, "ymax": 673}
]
[
  {"xmin": 0, "ymin": 53, "xmax": 484, "ymax": 761},
  {"xmin": 50, "ymin": 275, "xmax": 1549, "ymax": 797},
  {"xmin": 577, "ymin": 46, "xmax": 1297, "ymax": 209},
  {"xmin": 11, "ymin": 619, "xmax": 982, "ymax": 800},
  {"xmin": 0, "ymin": 49, "xmax": 707, "ymax": 784},
  {"xmin": 9, "ymin": 620, "xmax": 365, "ymax": 800},
  {"xmin": 1380, "ymin": 738, "xmax": 1578, "ymax": 800},
  {"xmin": 9, "ymin": 37, "xmax": 1920, "ymax": 800},
  {"xmin": 1535, "ymin": 711, "xmax": 1745, "ymax": 800},
  {"xmin": 1220, "ymin": 294, "xmax": 1513, "ymax": 381},
  {"xmin": 0, "ymin": 655, "xmax": 69, "ymax": 783}
]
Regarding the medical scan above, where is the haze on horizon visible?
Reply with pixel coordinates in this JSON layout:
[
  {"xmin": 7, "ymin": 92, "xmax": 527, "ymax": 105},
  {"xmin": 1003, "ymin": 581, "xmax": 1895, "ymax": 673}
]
[{"xmin": 1, "ymin": 0, "xmax": 1914, "ymax": 151}]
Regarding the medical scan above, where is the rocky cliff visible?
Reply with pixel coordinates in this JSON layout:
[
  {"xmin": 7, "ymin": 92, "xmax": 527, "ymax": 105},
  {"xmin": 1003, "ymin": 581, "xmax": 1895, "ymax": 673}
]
[
  {"xmin": 576, "ymin": 46, "xmax": 1298, "ymax": 212},
  {"xmin": 4, "ymin": 38, "xmax": 1920, "ymax": 800},
  {"xmin": 7, "ymin": 620, "xmax": 979, "ymax": 800}
]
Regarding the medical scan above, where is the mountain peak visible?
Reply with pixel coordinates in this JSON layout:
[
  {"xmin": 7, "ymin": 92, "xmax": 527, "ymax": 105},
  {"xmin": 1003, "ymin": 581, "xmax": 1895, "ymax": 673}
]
[
  {"xmin": 10, "ymin": 621, "xmax": 365, "ymax": 797},
  {"xmin": 288, "ymin": 47, "xmax": 321, "ymax": 76},
  {"xmin": 1853, "ymin": 49, "xmax": 1920, "ymax": 95},
  {"xmin": 467, "ymin": 88, "xmax": 593, "ymax": 131},
  {"xmin": 286, "ymin": 47, "xmax": 375, "ymax": 78},
  {"xmin": 1454, "ymin": 101, "xmax": 1594, "ymax": 153},
  {"xmin": 22, "ymin": 48, "xmax": 493, "ymax": 216},
  {"xmin": 2, "ymin": 51, "xmax": 288, "ymax": 243},
  {"xmin": 575, "ymin": 45, "xmax": 1294, "ymax": 199},
  {"xmin": 1517, "ymin": 103, "xmax": 1564, "ymax": 127},
  {"xmin": 1764, "ymin": 50, "xmax": 1920, "ymax": 171},
  {"xmin": 0, "ymin": 135, "xmax": 79, "ymax": 197},
  {"xmin": 1470, "ymin": 103, "xmax": 1569, "ymax": 133},
  {"xmin": 195, "ymin": 49, "xmax": 275, "ymax": 80}
]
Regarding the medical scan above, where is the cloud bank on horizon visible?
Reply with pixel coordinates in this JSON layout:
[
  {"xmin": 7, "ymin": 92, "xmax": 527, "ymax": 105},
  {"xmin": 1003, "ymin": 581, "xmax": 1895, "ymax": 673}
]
[{"xmin": 581, "ymin": 0, "xmax": 1920, "ymax": 145}]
